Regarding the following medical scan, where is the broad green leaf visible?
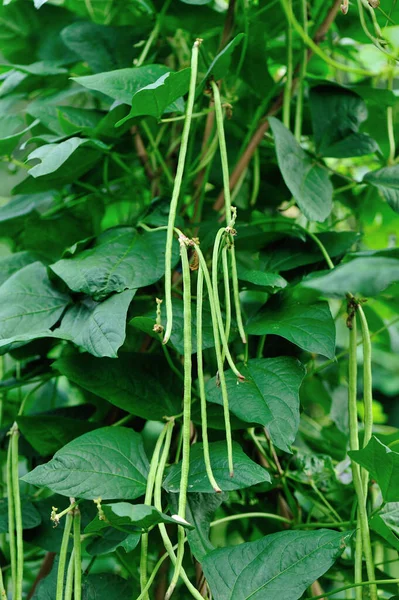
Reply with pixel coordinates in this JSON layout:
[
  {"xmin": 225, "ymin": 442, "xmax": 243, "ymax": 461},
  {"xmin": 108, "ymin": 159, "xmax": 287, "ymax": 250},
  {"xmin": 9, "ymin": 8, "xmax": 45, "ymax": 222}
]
[
  {"xmin": 130, "ymin": 297, "xmax": 217, "ymax": 354},
  {"xmin": 22, "ymin": 427, "xmax": 150, "ymax": 500},
  {"xmin": 72, "ymin": 65, "xmax": 172, "ymax": 105},
  {"xmin": 61, "ymin": 22, "xmax": 137, "ymax": 73},
  {"xmin": 349, "ymin": 436, "xmax": 399, "ymax": 502},
  {"xmin": 27, "ymin": 137, "xmax": 107, "ymax": 178},
  {"xmin": 0, "ymin": 251, "xmax": 42, "ymax": 286},
  {"xmin": 17, "ymin": 415, "xmax": 97, "ymax": 456},
  {"xmin": 57, "ymin": 107, "xmax": 104, "ymax": 136},
  {"xmin": 364, "ymin": 165, "xmax": 399, "ymax": 213},
  {"xmin": 202, "ymin": 529, "xmax": 349, "ymax": 600},
  {"xmin": 205, "ymin": 33, "xmax": 244, "ymax": 81},
  {"xmin": 51, "ymin": 227, "xmax": 178, "ymax": 301},
  {"xmin": 163, "ymin": 441, "xmax": 271, "ymax": 494},
  {"xmin": 370, "ymin": 504, "xmax": 399, "ymax": 551},
  {"xmin": 85, "ymin": 503, "xmax": 192, "ymax": 534},
  {"xmin": 206, "ymin": 358, "xmax": 306, "ymax": 452},
  {"xmin": 247, "ymin": 294, "xmax": 336, "ymax": 359},
  {"xmin": 81, "ymin": 574, "xmax": 134, "ymax": 600},
  {"xmin": 237, "ymin": 268, "xmax": 287, "ymax": 292},
  {"xmin": 269, "ymin": 117, "xmax": 333, "ymax": 222},
  {"xmin": 86, "ymin": 527, "xmax": 141, "ymax": 556},
  {"xmin": 116, "ymin": 69, "xmax": 190, "ymax": 125},
  {"xmin": 0, "ymin": 497, "xmax": 41, "ymax": 532},
  {"xmin": 0, "ymin": 115, "xmax": 38, "ymax": 156},
  {"xmin": 0, "ymin": 262, "xmax": 70, "ymax": 346},
  {"xmin": 309, "ymin": 84, "xmax": 379, "ymax": 158},
  {"xmin": 168, "ymin": 492, "xmax": 225, "ymax": 560},
  {"xmin": 0, "ymin": 61, "xmax": 67, "ymax": 76},
  {"xmin": 301, "ymin": 257, "xmax": 399, "ymax": 298},
  {"xmin": 53, "ymin": 352, "xmax": 182, "ymax": 419},
  {"xmin": 56, "ymin": 290, "xmax": 135, "ymax": 358}
]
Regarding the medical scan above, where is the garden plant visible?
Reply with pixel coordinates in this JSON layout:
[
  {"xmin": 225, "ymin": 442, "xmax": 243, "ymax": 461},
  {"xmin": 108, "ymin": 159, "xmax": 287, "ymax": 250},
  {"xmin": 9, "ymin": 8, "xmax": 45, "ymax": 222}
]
[{"xmin": 1, "ymin": 0, "xmax": 399, "ymax": 598}]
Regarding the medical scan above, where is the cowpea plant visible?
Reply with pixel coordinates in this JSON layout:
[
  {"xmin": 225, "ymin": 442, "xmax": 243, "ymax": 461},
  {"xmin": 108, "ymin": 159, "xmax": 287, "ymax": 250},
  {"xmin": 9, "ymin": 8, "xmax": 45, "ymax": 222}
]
[{"xmin": 1, "ymin": 0, "xmax": 399, "ymax": 599}]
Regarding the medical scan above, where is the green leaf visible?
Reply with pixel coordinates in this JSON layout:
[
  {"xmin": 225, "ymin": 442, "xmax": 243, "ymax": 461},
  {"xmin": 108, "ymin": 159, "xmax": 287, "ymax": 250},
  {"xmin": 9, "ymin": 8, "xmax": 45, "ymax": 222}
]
[
  {"xmin": 163, "ymin": 441, "xmax": 271, "ymax": 494},
  {"xmin": 168, "ymin": 492, "xmax": 225, "ymax": 560},
  {"xmin": 202, "ymin": 529, "xmax": 349, "ymax": 600},
  {"xmin": 61, "ymin": 22, "xmax": 137, "ymax": 73},
  {"xmin": 0, "ymin": 262, "xmax": 70, "ymax": 346},
  {"xmin": 72, "ymin": 65, "xmax": 173, "ymax": 105},
  {"xmin": 349, "ymin": 436, "xmax": 399, "ymax": 502},
  {"xmin": 205, "ymin": 33, "xmax": 244, "ymax": 81},
  {"xmin": 237, "ymin": 268, "xmax": 287, "ymax": 292},
  {"xmin": 269, "ymin": 117, "xmax": 333, "ymax": 222},
  {"xmin": 116, "ymin": 68, "xmax": 190, "ymax": 125},
  {"xmin": 0, "ymin": 251, "xmax": 42, "ymax": 286},
  {"xmin": 81, "ymin": 574, "xmax": 134, "ymax": 600},
  {"xmin": 53, "ymin": 352, "xmax": 182, "ymax": 419},
  {"xmin": 247, "ymin": 294, "xmax": 336, "ymax": 359},
  {"xmin": 85, "ymin": 502, "xmax": 192, "ymax": 534},
  {"xmin": 206, "ymin": 358, "xmax": 306, "ymax": 452},
  {"xmin": 0, "ymin": 497, "xmax": 41, "ymax": 532},
  {"xmin": 50, "ymin": 227, "xmax": 178, "ymax": 301},
  {"xmin": 56, "ymin": 290, "xmax": 135, "ymax": 358},
  {"xmin": 364, "ymin": 165, "xmax": 399, "ymax": 213},
  {"xmin": 17, "ymin": 415, "xmax": 97, "ymax": 456},
  {"xmin": 370, "ymin": 504, "xmax": 399, "ymax": 551},
  {"xmin": 86, "ymin": 528, "xmax": 141, "ymax": 556},
  {"xmin": 22, "ymin": 427, "xmax": 149, "ymax": 500},
  {"xmin": 27, "ymin": 137, "xmax": 107, "ymax": 178},
  {"xmin": 0, "ymin": 115, "xmax": 38, "ymax": 156},
  {"xmin": 309, "ymin": 84, "xmax": 379, "ymax": 158},
  {"xmin": 301, "ymin": 257, "xmax": 399, "ymax": 298}
]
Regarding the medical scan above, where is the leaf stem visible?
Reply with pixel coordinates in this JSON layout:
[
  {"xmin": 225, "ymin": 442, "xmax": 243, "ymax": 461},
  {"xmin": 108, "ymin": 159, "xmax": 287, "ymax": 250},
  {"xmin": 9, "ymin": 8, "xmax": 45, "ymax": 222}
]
[
  {"xmin": 282, "ymin": 0, "xmax": 293, "ymax": 129},
  {"xmin": 56, "ymin": 511, "xmax": 73, "ymax": 600},
  {"xmin": 163, "ymin": 40, "xmax": 200, "ymax": 344},
  {"xmin": 308, "ymin": 579, "xmax": 399, "ymax": 600},
  {"xmin": 294, "ymin": 0, "xmax": 308, "ymax": 141},
  {"xmin": 211, "ymin": 512, "xmax": 292, "ymax": 527}
]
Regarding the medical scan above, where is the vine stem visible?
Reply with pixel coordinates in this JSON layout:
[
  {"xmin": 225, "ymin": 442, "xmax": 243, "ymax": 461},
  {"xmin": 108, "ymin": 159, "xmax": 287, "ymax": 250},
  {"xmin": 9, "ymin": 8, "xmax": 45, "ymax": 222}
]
[
  {"xmin": 140, "ymin": 423, "xmax": 169, "ymax": 598},
  {"xmin": 308, "ymin": 579, "xmax": 399, "ymax": 600},
  {"xmin": 73, "ymin": 507, "xmax": 82, "ymax": 600},
  {"xmin": 56, "ymin": 511, "xmax": 73, "ymax": 600},
  {"xmin": 197, "ymin": 267, "xmax": 222, "ymax": 493},
  {"xmin": 282, "ymin": 0, "xmax": 293, "ymax": 129},
  {"xmin": 163, "ymin": 40, "xmax": 200, "ymax": 344},
  {"xmin": 135, "ymin": 0, "xmax": 172, "ymax": 67},
  {"xmin": 387, "ymin": 65, "xmax": 396, "ymax": 164},
  {"xmin": 280, "ymin": 0, "xmax": 373, "ymax": 76},
  {"xmin": 165, "ymin": 238, "xmax": 192, "ymax": 599},
  {"xmin": 193, "ymin": 243, "xmax": 235, "ymax": 476},
  {"xmin": 154, "ymin": 422, "xmax": 203, "ymax": 600}
]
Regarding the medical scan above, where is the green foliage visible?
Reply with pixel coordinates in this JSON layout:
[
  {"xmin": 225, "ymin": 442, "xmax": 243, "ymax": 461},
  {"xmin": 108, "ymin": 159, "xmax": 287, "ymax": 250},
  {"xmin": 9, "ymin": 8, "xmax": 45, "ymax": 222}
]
[{"xmin": 0, "ymin": 0, "xmax": 398, "ymax": 598}]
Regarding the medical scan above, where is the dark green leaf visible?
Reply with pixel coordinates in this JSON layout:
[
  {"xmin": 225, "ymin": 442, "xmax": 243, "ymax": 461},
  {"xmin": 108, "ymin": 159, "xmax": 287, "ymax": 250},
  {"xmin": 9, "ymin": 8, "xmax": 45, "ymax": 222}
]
[
  {"xmin": 0, "ymin": 114, "xmax": 38, "ymax": 156},
  {"xmin": 206, "ymin": 358, "xmax": 306, "ymax": 452},
  {"xmin": 163, "ymin": 441, "xmax": 271, "ymax": 493},
  {"xmin": 202, "ymin": 529, "xmax": 349, "ymax": 600},
  {"xmin": 247, "ymin": 294, "xmax": 336, "ymax": 358},
  {"xmin": 0, "ymin": 251, "xmax": 42, "ymax": 286},
  {"xmin": 349, "ymin": 436, "xmax": 399, "ymax": 502},
  {"xmin": 56, "ymin": 290, "xmax": 135, "ymax": 358},
  {"xmin": 27, "ymin": 137, "xmax": 107, "ymax": 178},
  {"xmin": 269, "ymin": 117, "xmax": 333, "ymax": 222},
  {"xmin": 364, "ymin": 165, "xmax": 399, "ymax": 213},
  {"xmin": 82, "ymin": 574, "xmax": 133, "ymax": 600},
  {"xmin": 309, "ymin": 85, "xmax": 379, "ymax": 158},
  {"xmin": 53, "ymin": 352, "xmax": 182, "ymax": 419},
  {"xmin": 22, "ymin": 427, "xmax": 149, "ymax": 500},
  {"xmin": 205, "ymin": 33, "xmax": 244, "ymax": 81},
  {"xmin": 237, "ymin": 268, "xmax": 287, "ymax": 292},
  {"xmin": 51, "ymin": 227, "xmax": 178, "ymax": 301},
  {"xmin": 0, "ymin": 497, "xmax": 41, "ymax": 532},
  {"xmin": 86, "ymin": 527, "xmax": 141, "ymax": 556},
  {"xmin": 17, "ymin": 415, "xmax": 97, "ymax": 456},
  {"xmin": 116, "ymin": 68, "xmax": 190, "ymax": 124},
  {"xmin": 301, "ymin": 257, "xmax": 399, "ymax": 298}
]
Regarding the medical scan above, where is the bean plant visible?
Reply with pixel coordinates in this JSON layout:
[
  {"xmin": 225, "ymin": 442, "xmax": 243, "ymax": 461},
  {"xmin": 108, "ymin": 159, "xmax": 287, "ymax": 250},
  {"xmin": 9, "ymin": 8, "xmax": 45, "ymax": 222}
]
[{"xmin": 0, "ymin": 0, "xmax": 399, "ymax": 598}]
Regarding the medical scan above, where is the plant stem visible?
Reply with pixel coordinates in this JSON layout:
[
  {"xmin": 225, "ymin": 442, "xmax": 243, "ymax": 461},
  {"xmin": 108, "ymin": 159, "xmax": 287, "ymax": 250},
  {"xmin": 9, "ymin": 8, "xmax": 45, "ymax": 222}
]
[
  {"xmin": 140, "ymin": 423, "xmax": 169, "ymax": 599},
  {"xmin": 282, "ymin": 0, "xmax": 293, "ymax": 129},
  {"xmin": 73, "ymin": 508, "xmax": 82, "ymax": 600},
  {"xmin": 250, "ymin": 148, "xmax": 260, "ymax": 206},
  {"xmin": 280, "ymin": 0, "xmax": 373, "ymax": 76},
  {"xmin": 308, "ymin": 579, "xmax": 399, "ymax": 600},
  {"xmin": 221, "ymin": 244, "xmax": 232, "ymax": 361},
  {"xmin": 211, "ymin": 513, "xmax": 292, "ymax": 527},
  {"xmin": 56, "ymin": 511, "xmax": 73, "ymax": 600},
  {"xmin": 387, "ymin": 65, "xmax": 396, "ymax": 164},
  {"xmin": 163, "ymin": 40, "xmax": 200, "ymax": 344},
  {"xmin": 197, "ymin": 268, "xmax": 221, "ymax": 493},
  {"xmin": 141, "ymin": 121, "xmax": 174, "ymax": 185},
  {"xmin": 10, "ymin": 425, "xmax": 23, "ymax": 600},
  {"xmin": 348, "ymin": 314, "xmax": 377, "ymax": 600},
  {"xmin": 0, "ymin": 567, "xmax": 5, "ymax": 600},
  {"xmin": 64, "ymin": 550, "xmax": 74, "ymax": 600},
  {"xmin": 210, "ymin": 80, "xmax": 231, "ymax": 223},
  {"xmin": 135, "ymin": 0, "xmax": 171, "ymax": 67},
  {"xmin": 165, "ymin": 238, "xmax": 192, "ymax": 599},
  {"xmin": 294, "ymin": 0, "xmax": 308, "ymax": 141}
]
